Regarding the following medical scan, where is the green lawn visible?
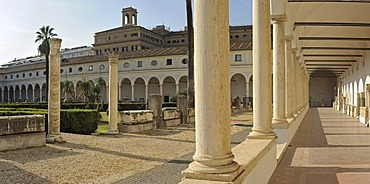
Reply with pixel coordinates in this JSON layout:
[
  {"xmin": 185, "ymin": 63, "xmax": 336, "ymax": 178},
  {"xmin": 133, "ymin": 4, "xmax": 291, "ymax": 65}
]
[{"xmin": 96, "ymin": 112, "xmax": 109, "ymax": 134}]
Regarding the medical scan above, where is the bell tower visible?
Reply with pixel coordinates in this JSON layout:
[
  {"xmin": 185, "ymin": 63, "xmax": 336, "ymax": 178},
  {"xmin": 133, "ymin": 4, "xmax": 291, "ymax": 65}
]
[{"xmin": 122, "ymin": 7, "xmax": 138, "ymax": 26}]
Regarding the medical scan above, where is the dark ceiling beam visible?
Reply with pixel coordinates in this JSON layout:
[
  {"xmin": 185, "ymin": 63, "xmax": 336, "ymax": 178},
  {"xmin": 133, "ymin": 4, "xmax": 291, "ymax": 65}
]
[
  {"xmin": 302, "ymin": 47, "xmax": 370, "ymax": 50},
  {"xmin": 299, "ymin": 37, "xmax": 370, "ymax": 41},
  {"xmin": 305, "ymin": 59, "xmax": 356, "ymax": 62},
  {"xmin": 304, "ymin": 54, "xmax": 362, "ymax": 57},
  {"xmin": 294, "ymin": 22, "xmax": 370, "ymax": 27},
  {"xmin": 306, "ymin": 64, "xmax": 352, "ymax": 66}
]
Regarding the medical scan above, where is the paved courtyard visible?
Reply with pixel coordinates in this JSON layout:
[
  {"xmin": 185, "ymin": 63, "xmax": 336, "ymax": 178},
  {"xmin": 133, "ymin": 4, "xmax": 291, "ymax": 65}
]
[
  {"xmin": 269, "ymin": 108, "xmax": 370, "ymax": 184},
  {"xmin": 0, "ymin": 113, "xmax": 252, "ymax": 184}
]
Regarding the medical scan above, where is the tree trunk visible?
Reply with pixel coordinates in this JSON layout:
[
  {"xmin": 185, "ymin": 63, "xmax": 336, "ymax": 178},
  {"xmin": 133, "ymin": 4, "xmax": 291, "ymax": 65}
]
[{"xmin": 186, "ymin": 0, "xmax": 195, "ymax": 108}]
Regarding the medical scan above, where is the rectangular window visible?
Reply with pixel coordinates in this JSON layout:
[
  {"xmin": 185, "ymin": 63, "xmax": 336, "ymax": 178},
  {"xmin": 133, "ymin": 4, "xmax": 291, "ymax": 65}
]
[
  {"xmin": 235, "ymin": 54, "xmax": 242, "ymax": 62},
  {"xmin": 122, "ymin": 46, "xmax": 128, "ymax": 52},
  {"xmin": 69, "ymin": 68, "xmax": 73, "ymax": 73},
  {"xmin": 131, "ymin": 33, "xmax": 138, "ymax": 37},
  {"xmin": 141, "ymin": 46, "xmax": 146, "ymax": 50},
  {"xmin": 10, "ymin": 75, "xmax": 13, "ymax": 79},
  {"xmin": 131, "ymin": 45, "xmax": 137, "ymax": 51},
  {"xmin": 137, "ymin": 61, "xmax": 143, "ymax": 67},
  {"xmin": 106, "ymin": 36, "xmax": 110, "ymax": 41},
  {"xmin": 166, "ymin": 59, "xmax": 173, "ymax": 65},
  {"xmin": 113, "ymin": 35, "xmax": 118, "ymax": 39},
  {"xmin": 113, "ymin": 47, "xmax": 119, "ymax": 52},
  {"xmin": 22, "ymin": 73, "xmax": 25, "ymax": 78},
  {"xmin": 36, "ymin": 72, "xmax": 39, "ymax": 76},
  {"xmin": 96, "ymin": 50, "xmax": 102, "ymax": 55},
  {"xmin": 243, "ymin": 34, "xmax": 248, "ymax": 38},
  {"xmin": 235, "ymin": 35, "xmax": 239, "ymax": 39},
  {"xmin": 88, "ymin": 65, "xmax": 93, "ymax": 71}
]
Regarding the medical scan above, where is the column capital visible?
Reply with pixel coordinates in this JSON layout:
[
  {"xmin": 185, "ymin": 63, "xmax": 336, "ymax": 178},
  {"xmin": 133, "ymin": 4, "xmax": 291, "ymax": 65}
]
[
  {"xmin": 271, "ymin": 14, "xmax": 287, "ymax": 23},
  {"xmin": 107, "ymin": 51, "xmax": 120, "ymax": 63},
  {"xmin": 292, "ymin": 48, "xmax": 298, "ymax": 54},
  {"xmin": 49, "ymin": 38, "xmax": 62, "ymax": 51}
]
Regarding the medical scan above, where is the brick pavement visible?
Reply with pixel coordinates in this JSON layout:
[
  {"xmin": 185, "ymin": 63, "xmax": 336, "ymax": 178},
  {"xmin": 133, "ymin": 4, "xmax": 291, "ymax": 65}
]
[
  {"xmin": 269, "ymin": 108, "xmax": 370, "ymax": 184},
  {"xmin": 118, "ymin": 127, "xmax": 251, "ymax": 184}
]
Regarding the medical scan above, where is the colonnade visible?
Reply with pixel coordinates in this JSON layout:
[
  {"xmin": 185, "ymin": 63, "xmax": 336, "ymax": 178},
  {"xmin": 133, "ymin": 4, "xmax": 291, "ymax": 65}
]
[{"xmin": 181, "ymin": 0, "xmax": 309, "ymax": 182}]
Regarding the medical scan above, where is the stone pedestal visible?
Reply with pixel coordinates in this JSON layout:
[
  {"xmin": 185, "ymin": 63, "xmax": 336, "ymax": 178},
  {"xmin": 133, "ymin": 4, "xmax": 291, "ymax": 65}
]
[
  {"xmin": 149, "ymin": 94, "xmax": 163, "ymax": 129},
  {"xmin": 108, "ymin": 51, "xmax": 120, "ymax": 134},
  {"xmin": 46, "ymin": 38, "xmax": 65, "ymax": 143},
  {"xmin": 177, "ymin": 95, "xmax": 188, "ymax": 124}
]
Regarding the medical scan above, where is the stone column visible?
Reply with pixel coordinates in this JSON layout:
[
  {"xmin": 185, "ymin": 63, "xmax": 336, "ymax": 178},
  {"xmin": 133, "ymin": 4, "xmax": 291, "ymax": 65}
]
[
  {"xmin": 272, "ymin": 14, "xmax": 288, "ymax": 127},
  {"xmin": 25, "ymin": 89, "xmax": 28, "ymax": 101},
  {"xmin": 106, "ymin": 85, "xmax": 109, "ymax": 102},
  {"xmin": 182, "ymin": 0, "xmax": 240, "ymax": 182},
  {"xmin": 39, "ymin": 88, "xmax": 42, "ymax": 102},
  {"xmin": 18, "ymin": 89, "xmax": 21, "ymax": 102},
  {"xmin": 292, "ymin": 48, "xmax": 298, "ymax": 116},
  {"xmin": 131, "ymin": 85, "xmax": 135, "ymax": 101},
  {"xmin": 159, "ymin": 84, "xmax": 163, "ymax": 100},
  {"xmin": 248, "ymin": 0, "xmax": 276, "ymax": 139},
  {"xmin": 149, "ymin": 94, "xmax": 163, "ymax": 128},
  {"xmin": 285, "ymin": 37, "xmax": 294, "ymax": 119},
  {"xmin": 366, "ymin": 84, "xmax": 370, "ymax": 107},
  {"xmin": 145, "ymin": 84, "xmax": 149, "ymax": 102},
  {"xmin": 118, "ymin": 84, "xmax": 122, "ymax": 102},
  {"xmin": 46, "ymin": 38, "xmax": 65, "ymax": 143},
  {"xmin": 246, "ymin": 81, "xmax": 250, "ymax": 99},
  {"xmin": 177, "ymin": 95, "xmax": 187, "ymax": 124},
  {"xmin": 74, "ymin": 87, "xmax": 77, "ymax": 100},
  {"xmin": 1, "ymin": 90, "xmax": 4, "ymax": 102},
  {"xmin": 108, "ymin": 51, "xmax": 120, "ymax": 134},
  {"xmin": 176, "ymin": 83, "xmax": 179, "ymax": 95}
]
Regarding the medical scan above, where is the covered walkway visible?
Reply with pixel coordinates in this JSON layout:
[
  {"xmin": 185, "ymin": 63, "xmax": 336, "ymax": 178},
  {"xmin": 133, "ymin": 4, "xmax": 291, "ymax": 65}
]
[{"xmin": 269, "ymin": 108, "xmax": 370, "ymax": 184}]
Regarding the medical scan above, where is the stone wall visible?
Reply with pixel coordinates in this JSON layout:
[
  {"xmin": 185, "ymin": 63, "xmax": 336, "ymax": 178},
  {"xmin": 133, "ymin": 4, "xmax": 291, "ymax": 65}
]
[
  {"xmin": 118, "ymin": 110, "xmax": 155, "ymax": 132},
  {"xmin": 0, "ymin": 115, "xmax": 46, "ymax": 151}
]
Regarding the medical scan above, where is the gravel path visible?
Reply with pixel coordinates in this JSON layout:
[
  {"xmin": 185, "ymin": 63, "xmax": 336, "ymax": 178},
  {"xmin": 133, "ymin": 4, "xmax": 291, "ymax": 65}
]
[{"xmin": 0, "ymin": 113, "xmax": 252, "ymax": 183}]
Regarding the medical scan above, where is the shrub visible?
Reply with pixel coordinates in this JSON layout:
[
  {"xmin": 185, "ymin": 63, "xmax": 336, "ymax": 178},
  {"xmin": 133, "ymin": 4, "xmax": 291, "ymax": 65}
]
[{"xmin": 60, "ymin": 109, "xmax": 101, "ymax": 135}]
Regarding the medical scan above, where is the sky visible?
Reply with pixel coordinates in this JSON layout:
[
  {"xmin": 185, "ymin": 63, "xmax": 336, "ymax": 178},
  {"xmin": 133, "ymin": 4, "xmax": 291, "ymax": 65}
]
[{"xmin": 0, "ymin": 0, "xmax": 252, "ymax": 65}]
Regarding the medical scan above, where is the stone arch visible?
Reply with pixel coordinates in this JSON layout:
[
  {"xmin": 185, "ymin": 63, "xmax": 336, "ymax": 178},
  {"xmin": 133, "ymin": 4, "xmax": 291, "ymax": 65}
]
[
  {"xmin": 15, "ymin": 85, "xmax": 20, "ymax": 102},
  {"xmin": 9, "ymin": 86, "xmax": 14, "ymax": 102},
  {"xmin": 349, "ymin": 83, "xmax": 353, "ymax": 105},
  {"xmin": 132, "ymin": 14, "xmax": 137, "ymax": 25},
  {"xmin": 27, "ymin": 84, "xmax": 33, "ymax": 102},
  {"xmin": 20, "ymin": 84, "xmax": 27, "ymax": 102},
  {"xmin": 98, "ymin": 79, "xmax": 107, "ymax": 103},
  {"xmin": 359, "ymin": 79, "xmax": 364, "ymax": 93},
  {"xmin": 125, "ymin": 14, "xmax": 130, "ymax": 24},
  {"xmin": 230, "ymin": 73, "xmax": 247, "ymax": 100},
  {"xmin": 366, "ymin": 75, "xmax": 370, "ymax": 85},
  {"xmin": 4, "ymin": 86, "xmax": 9, "ymax": 102},
  {"xmin": 34, "ymin": 84, "xmax": 41, "ymax": 102},
  {"xmin": 121, "ymin": 78, "xmax": 132, "ymax": 102},
  {"xmin": 248, "ymin": 74, "xmax": 254, "ymax": 107},
  {"xmin": 148, "ymin": 77, "xmax": 160, "ymax": 97},
  {"xmin": 41, "ymin": 83, "xmax": 47, "ymax": 101},
  {"xmin": 178, "ymin": 76, "xmax": 188, "ymax": 94},
  {"xmin": 163, "ymin": 76, "xmax": 176, "ymax": 102},
  {"xmin": 134, "ymin": 77, "xmax": 145, "ymax": 102}
]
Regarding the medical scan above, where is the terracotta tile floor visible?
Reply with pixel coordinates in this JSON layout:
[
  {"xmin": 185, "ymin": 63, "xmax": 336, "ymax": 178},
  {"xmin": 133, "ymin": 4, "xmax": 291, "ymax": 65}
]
[{"xmin": 269, "ymin": 108, "xmax": 370, "ymax": 184}]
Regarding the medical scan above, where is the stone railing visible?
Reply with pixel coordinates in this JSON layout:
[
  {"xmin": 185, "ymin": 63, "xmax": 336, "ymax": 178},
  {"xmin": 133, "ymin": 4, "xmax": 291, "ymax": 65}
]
[
  {"xmin": 0, "ymin": 115, "xmax": 46, "ymax": 151},
  {"xmin": 163, "ymin": 108, "xmax": 181, "ymax": 127}
]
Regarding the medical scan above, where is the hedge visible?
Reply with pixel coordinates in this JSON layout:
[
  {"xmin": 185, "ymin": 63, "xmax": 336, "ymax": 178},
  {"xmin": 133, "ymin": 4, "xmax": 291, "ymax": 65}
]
[{"xmin": 0, "ymin": 108, "xmax": 100, "ymax": 135}]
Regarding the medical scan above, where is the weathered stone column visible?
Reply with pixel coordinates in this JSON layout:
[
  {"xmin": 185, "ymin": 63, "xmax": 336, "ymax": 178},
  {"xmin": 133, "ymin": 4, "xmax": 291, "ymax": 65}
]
[
  {"xmin": 131, "ymin": 85, "xmax": 135, "ymax": 101},
  {"xmin": 1, "ymin": 90, "xmax": 4, "ymax": 102},
  {"xmin": 272, "ymin": 14, "xmax": 288, "ymax": 127},
  {"xmin": 159, "ymin": 84, "xmax": 163, "ymax": 101},
  {"xmin": 246, "ymin": 81, "xmax": 250, "ymax": 99},
  {"xmin": 108, "ymin": 51, "xmax": 120, "ymax": 134},
  {"xmin": 25, "ymin": 89, "xmax": 28, "ymax": 101},
  {"xmin": 182, "ymin": 0, "xmax": 241, "ymax": 182},
  {"xmin": 149, "ymin": 94, "xmax": 163, "ymax": 128},
  {"xmin": 46, "ymin": 38, "xmax": 65, "ymax": 143},
  {"xmin": 292, "ymin": 48, "xmax": 298, "ymax": 116},
  {"xmin": 177, "ymin": 95, "xmax": 187, "ymax": 124},
  {"xmin": 366, "ymin": 84, "xmax": 370, "ymax": 107},
  {"xmin": 248, "ymin": 0, "xmax": 276, "ymax": 139},
  {"xmin": 285, "ymin": 36, "xmax": 295, "ymax": 119},
  {"xmin": 176, "ymin": 83, "xmax": 179, "ymax": 95},
  {"xmin": 74, "ymin": 86, "xmax": 77, "ymax": 100}
]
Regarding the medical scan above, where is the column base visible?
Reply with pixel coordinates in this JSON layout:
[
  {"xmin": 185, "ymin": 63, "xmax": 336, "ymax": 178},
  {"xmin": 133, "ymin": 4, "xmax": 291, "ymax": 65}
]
[
  {"xmin": 247, "ymin": 130, "xmax": 277, "ymax": 139},
  {"xmin": 182, "ymin": 161, "xmax": 242, "ymax": 183},
  {"xmin": 46, "ymin": 135, "xmax": 66, "ymax": 143},
  {"xmin": 107, "ymin": 130, "xmax": 119, "ymax": 135},
  {"xmin": 272, "ymin": 118, "xmax": 289, "ymax": 129}
]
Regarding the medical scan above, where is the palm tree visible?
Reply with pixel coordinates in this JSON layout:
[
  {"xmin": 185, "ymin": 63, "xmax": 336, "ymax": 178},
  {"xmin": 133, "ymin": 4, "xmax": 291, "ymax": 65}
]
[
  {"xmin": 93, "ymin": 77, "xmax": 105, "ymax": 110},
  {"xmin": 79, "ymin": 79, "xmax": 92, "ymax": 102},
  {"xmin": 186, "ymin": 0, "xmax": 195, "ymax": 109},
  {"xmin": 35, "ymin": 26, "xmax": 58, "ymax": 102},
  {"xmin": 61, "ymin": 80, "xmax": 75, "ymax": 102}
]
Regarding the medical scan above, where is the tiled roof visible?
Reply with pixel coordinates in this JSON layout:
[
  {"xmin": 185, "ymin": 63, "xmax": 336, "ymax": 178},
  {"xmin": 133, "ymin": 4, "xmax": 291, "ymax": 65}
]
[{"xmin": 0, "ymin": 42, "xmax": 251, "ymax": 74}]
